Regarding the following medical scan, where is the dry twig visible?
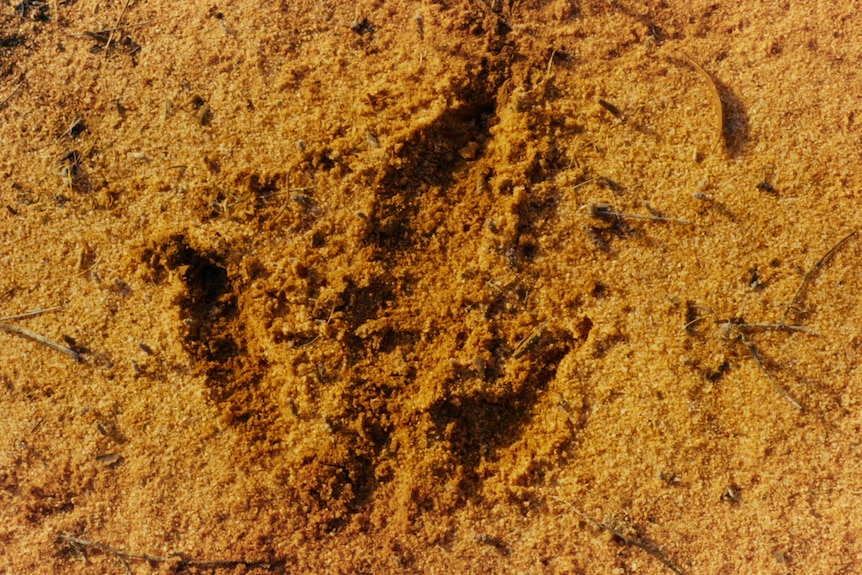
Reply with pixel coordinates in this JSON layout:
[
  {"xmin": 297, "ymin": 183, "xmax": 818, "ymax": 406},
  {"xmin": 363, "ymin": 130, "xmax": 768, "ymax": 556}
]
[
  {"xmin": 512, "ymin": 321, "xmax": 547, "ymax": 358},
  {"xmin": 104, "ymin": 0, "xmax": 133, "ymax": 54},
  {"xmin": 781, "ymin": 230, "xmax": 858, "ymax": 325},
  {"xmin": 683, "ymin": 230, "xmax": 860, "ymax": 409},
  {"xmin": 682, "ymin": 52, "xmax": 724, "ymax": 151},
  {"xmin": 0, "ymin": 308, "xmax": 80, "ymax": 361},
  {"xmin": 686, "ymin": 310, "xmax": 808, "ymax": 410},
  {"xmin": 0, "ymin": 81, "xmax": 24, "ymax": 109},
  {"xmin": 742, "ymin": 336, "xmax": 802, "ymax": 410},
  {"xmin": 556, "ymin": 500, "xmax": 685, "ymax": 575},
  {"xmin": 587, "ymin": 203, "xmax": 692, "ymax": 225},
  {"xmin": 89, "ymin": 18, "xmax": 164, "ymax": 35},
  {"xmin": 57, "ymin": 534, "xmax": 278, "ymax": 571}
]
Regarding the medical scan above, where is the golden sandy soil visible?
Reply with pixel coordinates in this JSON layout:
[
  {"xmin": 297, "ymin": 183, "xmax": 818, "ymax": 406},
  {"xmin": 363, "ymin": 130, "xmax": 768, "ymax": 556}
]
[{"xmin": 2, "ymin": 1, "xmax": 862, "ymax": 573}]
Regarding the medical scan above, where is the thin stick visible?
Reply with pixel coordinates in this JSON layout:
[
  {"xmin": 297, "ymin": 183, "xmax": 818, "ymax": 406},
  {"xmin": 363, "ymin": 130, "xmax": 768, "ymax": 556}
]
[
  {"xmin": 0, "ymin": 307, "xmax": 63, "ymax": 322},
  {"xmin": 0, "ymin": 81, "xmax": 23, "ymax": 108},
  {"xmin": 557, "ymin": 501, "xmax": 685, "ymax": 575},
  {"xmin": 104, "ymin": 0, "xmax": 132, "ymax": 54},
  {"xmin": 588, "ymin": 204, "xmax": 692, "ymax": 225},
  {"xmin": 56, "ymin": 535, "xmax": 275, "ymax": 570},
  {"xmin": 743, "ymin": 337, "xmax": 802, "ymax": 410},
  {"xmin": 545, "ymin": 49, "xmax": 557, "ymax": 79},
  {"xmin": 226, "ymin": 186, "xmax": 317, "ymax": 210},
  {"xmin": 59, "ymin": 535, "xmax": 176, "ymax": 564},
  {"xmin": 258, "ymin": 186, "xmax": 317, "ymax": 199},
  {"xmin": 512, "ymin": 321, "xmax": 547, "ymax": 359},
  {"xmin": 686, "ymin": 310, "xmax": 808, "ymax": 408},
  {"xmin": 686, "ymin": 317, "xmax": 817, "ymax": 335},
  {"xmin": 77, "ymin": 255, "xmax": 102, "ymax": 277},
  {"xmin": 736, "ymin": 322, "xmax": 817, "ymax": 335},
  {"xmin": 683, "ymin": 316, "xmax": 706, "ymax": 331},
  {"xmin": 604, "ymin": 212, "xmax": 692, "ymax": 225},
  {"xmin": 571, "ymin": 177, "xmax": 599, "ymax": 191},
  {"xmin": 781, "ymin": 230, "xmax": 858, "ymax": 324},
  {"xmin": 0, "ymin": 322, "xmax": 80, "ymax": 361},
  {"xmin": 88, "ymin": 18, "xmax": 165, "ymax": 35},
  {"xmin": 682, "ymin": 52, "xmax": 724, "ymax": 150}
]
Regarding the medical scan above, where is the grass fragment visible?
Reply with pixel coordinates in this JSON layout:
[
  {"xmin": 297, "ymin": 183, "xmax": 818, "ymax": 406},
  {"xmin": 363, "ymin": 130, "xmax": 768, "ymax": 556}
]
[
  {"xmin": 556, "ymin": 500, "xmax": 686, "ymax": 575},
  {"xmin": 682, "ymin": 52, "xmax": 724, "ymax": 151},
  {"xmin": 0, "ymin": 308, "xmax": 80, "ymax": 361},
  {"xmin": 781, "ymin": 230, "xmax": 858, "ymax": 324}
]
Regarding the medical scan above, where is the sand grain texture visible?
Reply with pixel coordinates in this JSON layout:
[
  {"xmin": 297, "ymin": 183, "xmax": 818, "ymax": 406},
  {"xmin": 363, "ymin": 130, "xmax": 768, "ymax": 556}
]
[{"xmin": 1, "ymin": 1, "xmax": 862, "ymax": 573}]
